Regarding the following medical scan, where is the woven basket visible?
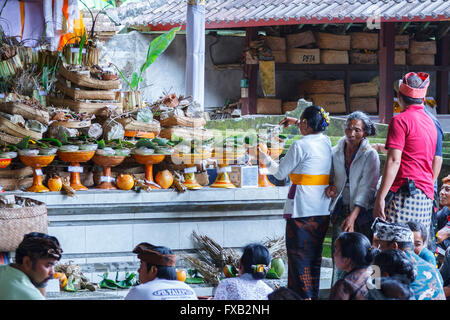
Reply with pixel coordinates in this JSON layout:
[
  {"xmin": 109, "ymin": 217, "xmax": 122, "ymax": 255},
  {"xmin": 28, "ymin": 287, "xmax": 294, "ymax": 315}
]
[
  {"xmin": 299, "ymin": 79, "xmax": 345, "ymax": 95},
  {"xmin": 287, "ymin": 48, "xmax": 320, "ymax": 64},
  {"xmin": 282, "ymin": 101, "xmax": 298, "ymax": 113},
  {"xmin": 350, "ymin": 52, "xmax": 378, "ymax": 64},
  {"xmin": 395, "ymin": 50, "xmax": 406, "ymax": 65},
  {"xmin": 349, "ymin": 82, "xmax": 378, "ymax": 98},
  {"xmin": 395, "ymin": 35, "xmax": 410, "ymax": 50},
  {"xmin": 160, "ymin": 115, "xmax": 206, "ymax": 128},
  {"xmin": 0, "ymin": 197, "xmax": 48, "ymax": 251},
  {"xmin": 407, "ymin": 54, "xmax": 435, "ymax": 66},
  {"xmin": 408, "ymin": 40, "xmax": 437, "ymax": 55},
  {"xmin": 350, "ymin": 97, "xmax": 378, "ymax": 113},
  {"xmin": 350, "ymin": 32, "xmax": 379, "ymax": 50},
  {"xmin": 307, "ymin": 94, "xmax": 346, "ymax": 113},
  {"xmin": 0, "ymin": 116, "xmax": 42, "ymax": 140},
  {"xmin": 265, "ymin": 36, "xmax": 286, "ymax": 51},
  {"xmin": 159, "ymin": 127, "xmax": 214, "ymax": 141},
  {"xmin": 272, "ymin": 50, "xmax": 287, "ymax": 63},
  {"xmin": 0, "ymin": 102, "xmax": 49, "ymax": 124},
  {"xmin": 48, "ymin": 96, "xmax": 123, "ymax": 115},
  {"xmin": 256, "ymin": 98, "xmax": 282, "ymax": 114},
  {"xmin": 59, "ymin": 64, "xmax": 121, "ymax": 90},
  {"xmin": 0, "ymin": 131, "xmax": 21, "ymax": 145},
  {"xmin": 315, "ymin": 32, "xmax": 351, "ymax": 50},
  {"xmin": 320, "ymin": 50, "xmax": 349, "ymax": 64},
  {"xmin": 55, "ymin": 78, "xmax": 119, "ymax": 101},
  {"xmin": 286, "ymin": 31, "xmax": 316, "ymax": 48}
]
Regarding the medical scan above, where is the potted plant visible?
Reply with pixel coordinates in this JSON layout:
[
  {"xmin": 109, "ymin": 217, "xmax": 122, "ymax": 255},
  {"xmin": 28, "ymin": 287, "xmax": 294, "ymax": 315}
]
[{"xmin": 114, "ymin": 26, "xmax": 181, "ymax": 112}]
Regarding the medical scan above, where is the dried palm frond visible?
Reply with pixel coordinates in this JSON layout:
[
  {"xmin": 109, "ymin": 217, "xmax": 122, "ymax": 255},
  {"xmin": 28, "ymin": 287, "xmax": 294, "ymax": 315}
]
[
  {"xmin": 263, "ymin": 235, "xmax": 286, "ymax": 260},
  {"xmin": 181, "ymin": 253, "xmax": 221, "ymax": 286},
  {"xmin": 192, "ymin": 231, "xmax": 240, "ymax": 269}
]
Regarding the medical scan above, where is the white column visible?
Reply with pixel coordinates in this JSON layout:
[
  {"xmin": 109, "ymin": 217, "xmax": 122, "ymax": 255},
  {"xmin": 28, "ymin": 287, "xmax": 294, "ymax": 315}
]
[{"xmin": 185, "ymin": 0, "xmax": 205, "ymax": 111}]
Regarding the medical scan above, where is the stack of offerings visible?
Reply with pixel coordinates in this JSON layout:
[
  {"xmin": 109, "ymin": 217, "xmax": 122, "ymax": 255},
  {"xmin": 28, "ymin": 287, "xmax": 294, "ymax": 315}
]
[
  {"xmin": 407, "ymin": 39, "xmax": 436, "ymax": 66},
  {"xmin": 151, "ymin": 94, "xmax": 213, "ymax": 182},
  {"xmin": 49, "ymin": 63, "xmax": 123, "ymax": 117},
  {"xmin": 349, "ymin": 78, "xmax": 379, "ymax": 114},
  {"xmin": 349, "ymin": 32, "xmax": 379, "ymax": 64},
  {"xmin": 0, "ymin": 93, "xmax": 49, "ymax": 142},
  {"xmin": 285, "ymin": 30, "xmax": 320, "ymax": 64},
  {"xmin": 315, "ymin": 32, "xmax": 350, "ymax": 64},
  {"xmin": 264, "ymin": 35, "xmax": 287, "ymax": 63},
  {"xmin": 299, "ymin": 79, "xmax": 346, "ymax": 113}
]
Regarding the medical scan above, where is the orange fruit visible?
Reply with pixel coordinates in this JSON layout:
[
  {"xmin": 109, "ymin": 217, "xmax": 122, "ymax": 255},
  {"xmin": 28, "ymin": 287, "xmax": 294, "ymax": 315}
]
[
  {"xmin": 116, "ymin": 174, "xmax": 135, "ymax": 190},
  {"xmin": 155, "ymin": 170, "xmax": 173, "ymax": 189},
  {"xmin": 48, "ymin": 175, "xmax": 62, "ymax": 191},
  {"xmin": 177, "ymin": 269, "xmax": 187, "ymax": 282},
  {"xmin": 53, "ymin": 272, "xmax": 67, "ymax": 289}
]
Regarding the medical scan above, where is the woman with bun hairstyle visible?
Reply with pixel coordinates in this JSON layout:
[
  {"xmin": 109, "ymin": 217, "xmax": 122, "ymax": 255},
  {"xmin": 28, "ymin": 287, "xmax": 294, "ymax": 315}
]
[
  {"xmin": 329, "ymin": 232, "xmax": 378, "ymax": 300},
  {"xmin": 214, "ymin": 243, "xmax": 273, "ymax": 300},
  {"xmin": 325, "ymin": 111, "xmax": 380, "ymax": 284},
  {"xmin": 372, "ymin": 249, "xmax": 416, "ymax": 286},
  {"xmin": 259, "ymin": 105, "xmax": 332, "ymax": 300}
]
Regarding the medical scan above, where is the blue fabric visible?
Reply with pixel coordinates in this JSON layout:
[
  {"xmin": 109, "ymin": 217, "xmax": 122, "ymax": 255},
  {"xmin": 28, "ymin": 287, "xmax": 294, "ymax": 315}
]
[
  {"xmin": 404, "ymin": 250, "xmax": 446, "ymax": 300},
  {"xmin": 419, "ymin": 247, "xmax": 437, "ymax": 267},
  {"xmin": 424, "ymin": 108, "xmax": 443, "ymax": 157}
]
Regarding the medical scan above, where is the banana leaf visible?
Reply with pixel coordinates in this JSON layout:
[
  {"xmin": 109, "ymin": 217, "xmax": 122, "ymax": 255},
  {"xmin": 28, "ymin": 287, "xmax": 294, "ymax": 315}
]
[{"xmin": 78, "ymin": 33, "xmax": 86, "ymax": 65}]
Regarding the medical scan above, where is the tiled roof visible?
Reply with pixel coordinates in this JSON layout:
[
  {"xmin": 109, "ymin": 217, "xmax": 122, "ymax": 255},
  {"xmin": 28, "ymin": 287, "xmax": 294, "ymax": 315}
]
[{"xmin": 116, "ymin": 0, "xmax": 450, "ymax": 29}]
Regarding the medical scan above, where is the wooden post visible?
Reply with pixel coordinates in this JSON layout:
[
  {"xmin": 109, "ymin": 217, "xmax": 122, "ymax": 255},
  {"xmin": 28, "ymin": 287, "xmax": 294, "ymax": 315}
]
[
  {"xmin": 436, "ymin": 35, "xmax": 449, "ymax": 114},
  {"xmin": 241, "ymin": 27, "xmax": 258, "ymax": 115},
  {"xmin": 378, "ymin": 22, "xmax": 395, "ymax": 124}
]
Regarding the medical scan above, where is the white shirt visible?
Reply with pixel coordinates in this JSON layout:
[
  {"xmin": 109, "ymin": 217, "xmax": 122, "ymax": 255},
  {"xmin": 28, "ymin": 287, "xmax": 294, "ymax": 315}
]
[
  {"xmin": 214, "ymin": 273, "xmax": 273, "ymax": 300},
  {"xmin": 263, "ymin": 133, "xmax": 332, "ymax": 218},
  {"xmin": 124, "ymin": 278, "xmax": 198, "ymax": 300}
]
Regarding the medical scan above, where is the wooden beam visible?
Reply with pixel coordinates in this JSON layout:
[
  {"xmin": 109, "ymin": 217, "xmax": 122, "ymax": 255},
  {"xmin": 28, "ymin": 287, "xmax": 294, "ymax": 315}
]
[
  {"xmin": 241, "ymin": 27, "xmax": 258, "ymax": 115},
  {"xmin": 378, "ymin": 22, "xmax": 396, "ymax": 124},
  {"xmin": 436, "ymin": 35, "xmax": 449, "ymax": 114}
]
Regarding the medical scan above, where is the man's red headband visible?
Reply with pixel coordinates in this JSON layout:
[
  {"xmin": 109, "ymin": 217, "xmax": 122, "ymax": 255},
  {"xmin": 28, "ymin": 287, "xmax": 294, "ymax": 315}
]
[{"xmin": 398, "ymin": 72, "xmax": 430, "ymax": 99}]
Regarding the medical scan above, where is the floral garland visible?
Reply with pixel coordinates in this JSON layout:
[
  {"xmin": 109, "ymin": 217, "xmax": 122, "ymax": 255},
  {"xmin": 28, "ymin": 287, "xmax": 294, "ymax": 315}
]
[{"xmin": 319, "ymin": 107, "xmax": 330, "ymax": 129}]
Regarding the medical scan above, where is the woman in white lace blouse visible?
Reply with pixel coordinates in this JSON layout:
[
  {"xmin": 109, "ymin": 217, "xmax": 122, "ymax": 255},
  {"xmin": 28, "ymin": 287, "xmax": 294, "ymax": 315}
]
[{"xmin": 214, "ymin": 243, "xmax": 273, "ymax": 300}]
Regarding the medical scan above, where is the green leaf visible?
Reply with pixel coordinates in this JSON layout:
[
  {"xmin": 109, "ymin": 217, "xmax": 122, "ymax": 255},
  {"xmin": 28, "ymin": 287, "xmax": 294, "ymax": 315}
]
[
  {"xmin": 112, "ymin": 64, "xmax": 132, "ymax": 89},
  {"xmin": 78, "ymin": 33, "xmax": 87, "ymax": 65},
  {"xmin": 130, "ymin": 72, "xmax": 140, "ymax": 90},
  {"xmin": 137, "ymin": 26, "xmax": 181, "ymax": 88}
]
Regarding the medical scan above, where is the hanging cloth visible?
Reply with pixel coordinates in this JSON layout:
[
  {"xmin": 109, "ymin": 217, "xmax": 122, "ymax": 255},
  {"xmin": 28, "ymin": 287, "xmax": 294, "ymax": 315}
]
[{"xmin": 259, "ymin": 60, "xmax": 275, "ymax": 97}]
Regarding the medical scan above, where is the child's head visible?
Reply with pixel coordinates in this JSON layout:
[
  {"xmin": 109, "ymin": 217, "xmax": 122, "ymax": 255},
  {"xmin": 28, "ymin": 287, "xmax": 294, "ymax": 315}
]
[
  {"xmin": 299, "ymin": 105, "xmax": 329, "ymax": 135},
  {"xmin": 239, "ymin": 243, "xmax": 271, "ymax": 280},
  {"xmin": 334, "ymin": 232, "xmax": 377, "ymax": 272},
  {"xmin": 406, "ymin": 221, "xmax": 427, "ymax": 255}
]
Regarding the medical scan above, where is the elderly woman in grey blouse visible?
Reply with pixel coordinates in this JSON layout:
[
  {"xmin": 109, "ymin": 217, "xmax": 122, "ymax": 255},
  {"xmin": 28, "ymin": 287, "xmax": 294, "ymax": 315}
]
[{"xmin": 325, "ymin": 111, "xmax": 380, "ymax": 284}]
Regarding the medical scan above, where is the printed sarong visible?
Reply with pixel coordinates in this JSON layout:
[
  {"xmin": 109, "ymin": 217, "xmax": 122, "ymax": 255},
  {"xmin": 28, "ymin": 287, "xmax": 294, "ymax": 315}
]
[{"xmin": 286, "ymin": 215, "xmax": 330, "ymax": 299}]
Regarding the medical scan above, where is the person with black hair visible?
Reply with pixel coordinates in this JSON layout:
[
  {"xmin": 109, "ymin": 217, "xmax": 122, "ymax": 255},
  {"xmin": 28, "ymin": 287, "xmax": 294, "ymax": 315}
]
[
  {"xmin": 373, "ymin": 72, "xmax": 438, "ymax": 250},
  {"xmin": 0, "ymin": 232, "xmax": 63, "ymax": 300},
  {"xmin": 406, "ymin": 221, "xmax": 437, "ymax": 267},
  {"xmin": 367, "ymin": 277, "xmax": 415, "ymax": 300},
  {"xmin": 259, "ymin": 105, "xmax": 332, "ymax": 300},
  {"xmin": 372, "ymin": 218, "xmax": 445, "ymax": 300},
  {"xmin": 325, "ymin": 111, "xmax": 380, "ymax": 285},
  {"xmin": 124, "ymin": 242, "xmax": 197, "ymax": 300},
  {"xmin": 214, "ymin": 243, "xmax": 273, "ymax": 300},
  {"xmin": 329, "ymin": 232, "xmax": 378, "ymax": 300},
  {"xmin": 372, "ymin": 249, "xmax": 416, "ymax": 286}
]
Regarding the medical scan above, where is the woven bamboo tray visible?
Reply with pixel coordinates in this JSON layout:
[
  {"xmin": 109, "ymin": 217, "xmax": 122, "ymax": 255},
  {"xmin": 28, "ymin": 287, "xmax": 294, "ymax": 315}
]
[
  {"xmin": 0, "ymin": 166, "xmax": 33, "ymax": 179},
  {"xmin": 0, "ymin": 131, "xmax": 22, "ymax": 145},
  {"xmin": 55, "ymin": 78, "xmax": 119, "ymax": 101},
  {"xmin": 0, "ymin": 102, "xmax": 49, "ymax": 124},
  {"xmin": 59, "ymin": 64, "xmax": 121, "ymax": 90},
  {"xmin": 350, "ymin": 32, "xmax": 379, "ymax": 50},
  {"xmin": 116, "ymin": 117, "xmax": 161, "ymax": 133},
  {"xmin": 320, "ymin": 50, "xmax": 349, "ymax": 64},
  {"xmin": 0, "ymin": 176, "xmax": 41, "ymax": 191},
  {"xmin": 48, "ymin": 96, "xmax": 123, "ymax": 115},
  {"xmin": 349, "ymin": 82, "xmax": 378, "ymax": 98},
  {"xmin": 0, "ymin": 116, "xmax": 42, "ymax": 140},
  {"xmin": 159, "ymin": 126, "xmax": 214, "ymax": 141},
  {"xmin": 160, "ymin": 115, "xmax": 206, "ymax": 128},
  {"xmin": 299, "ymin": 79, "xmax": 345, "ymax": 95},
  {"xmin": 315, "ymin": 32, "xmax": 351, "ymax": 51},
  {"xmin": 51, "ymin": 119, "xmax": 92, "ymax": 128}
]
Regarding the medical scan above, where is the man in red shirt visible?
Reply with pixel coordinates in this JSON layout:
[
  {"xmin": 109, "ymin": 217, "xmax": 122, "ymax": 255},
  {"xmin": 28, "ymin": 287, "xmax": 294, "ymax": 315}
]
[{"xmin": 373, "ymin": 72, "xmax": 437, "ymax": 243}]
